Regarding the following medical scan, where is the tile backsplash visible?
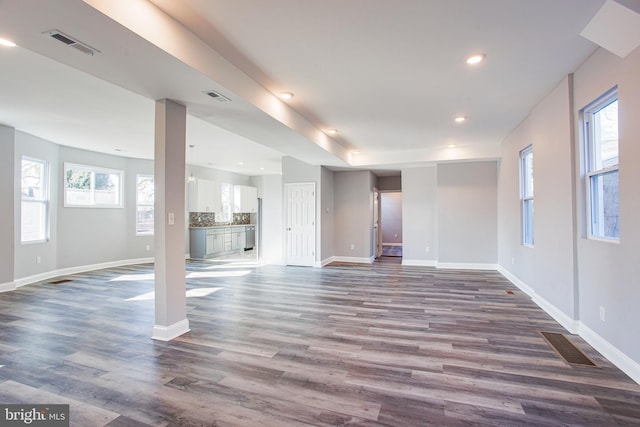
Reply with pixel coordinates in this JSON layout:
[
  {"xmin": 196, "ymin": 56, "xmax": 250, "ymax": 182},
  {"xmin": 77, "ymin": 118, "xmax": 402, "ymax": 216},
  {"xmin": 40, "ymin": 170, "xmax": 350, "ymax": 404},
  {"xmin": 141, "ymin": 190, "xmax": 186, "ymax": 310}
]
[{"xmin": 189, "ymin": 212, "xmax": 251, "ymax": 227}]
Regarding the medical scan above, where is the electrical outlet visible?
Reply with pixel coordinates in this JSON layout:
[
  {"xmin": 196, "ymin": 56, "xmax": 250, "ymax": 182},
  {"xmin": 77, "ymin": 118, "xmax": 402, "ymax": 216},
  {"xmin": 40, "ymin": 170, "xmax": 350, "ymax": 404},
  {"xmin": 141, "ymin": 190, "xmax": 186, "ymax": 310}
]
[
  {"xmin": 168, "ymin": 212, "xmax": 175, "ymax": 225},
  {"xmin": 145, "ymin": 245, "xmax": 151, "ymax": 251},
  {"xmin": 599, "ymin": 306, "xmax": 606, "ymax": 322},
  {"xmin": 425, "ymin": 246, "xmax": 430, "ymax": 253},
  {"xmin": 350, "ymin": 244, "xmax": 355, "ymax": 250},
  {"xmin": 36, "ymin": 256, "xmax": 42, "ymax": 264},
  {"xmin": 511, "ymin": 256, "xmax": 515, "ymax": 265}
]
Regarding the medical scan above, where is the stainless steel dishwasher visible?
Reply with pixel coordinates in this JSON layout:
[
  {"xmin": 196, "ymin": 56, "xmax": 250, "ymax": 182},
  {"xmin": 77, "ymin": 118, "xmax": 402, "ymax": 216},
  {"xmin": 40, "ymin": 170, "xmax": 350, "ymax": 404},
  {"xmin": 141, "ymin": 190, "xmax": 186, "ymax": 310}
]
[{"xmin": 244, "ymin": 225, "xmax": 255, "ymax": 250}]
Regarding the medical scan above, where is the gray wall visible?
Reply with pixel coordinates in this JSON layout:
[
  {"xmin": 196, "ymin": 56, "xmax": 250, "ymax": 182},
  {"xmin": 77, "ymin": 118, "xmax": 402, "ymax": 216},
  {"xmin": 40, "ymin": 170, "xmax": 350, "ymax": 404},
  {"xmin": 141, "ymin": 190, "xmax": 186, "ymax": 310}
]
[
  {"xmin": 573, "ymin": 47, "xmax": 640, "ymax": 366},
  {"xmin": 320, "ymin": 167, "xmax": 334, "ymax": 263},
  {"xmin": 14, "ymin": 132, "xmax": 60, "ymax": 279},
  {"xmin": 377, "ymin": 175, "xmax": 401, "ymax": 191},
  {"xmin": 401, "ymin": 167, "xmax": 438, "ymax": 263},
  {"xmin": 438, "ymin": 162, "xmax": 498, "ymax": 264},
  {"xmin": 0, "ymin": 126, "xmax": 15, "ymax": 285},
  {"xmin": 498, "ymin": 46, "xmax": 640, "ymax": 379},
  {"xmin": 381, "ymin": 192, "xmax": 402, "ymax": 244},
  {"xmin": 252, "ymin": 174, "xmax": 284, "ymax": 265},
  {"xmin": 499, "ymin": 76, "xmax": 576, "ymax": 318},
  {"xmin": 333, "ymin": 170, "xmax": 375, "ymax": 259}
]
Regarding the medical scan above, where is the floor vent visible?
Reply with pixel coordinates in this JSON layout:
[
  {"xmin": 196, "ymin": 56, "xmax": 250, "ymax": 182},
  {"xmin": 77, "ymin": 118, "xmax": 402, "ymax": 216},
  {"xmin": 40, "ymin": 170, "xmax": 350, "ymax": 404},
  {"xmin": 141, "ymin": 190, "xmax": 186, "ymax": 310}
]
[
  {"xmin": 505, "ymin": 290, "xmax": 514, "ymax": 295},
  {"xmin": 541, "ymin": 331, "xmax": 598, "ymax": 367},
  {"xmin": 50, "ymin": 279, "xmax": 73, "ymax": 285}
]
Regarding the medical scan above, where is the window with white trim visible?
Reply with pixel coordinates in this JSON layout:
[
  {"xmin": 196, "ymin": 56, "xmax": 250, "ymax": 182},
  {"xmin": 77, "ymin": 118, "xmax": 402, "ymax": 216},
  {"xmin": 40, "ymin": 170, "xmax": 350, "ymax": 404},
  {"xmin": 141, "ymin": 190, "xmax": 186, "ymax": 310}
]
[
  {"xmin": 581, "ymin": 88, "xmax": 619, "ymax": 240},
  {"xmin": 64, "ymin": 162, "xmax": 124, "ymax": 208},
  {"xmin": 136, "ymin": 175, "xmax": 154, "ymax": 235},
  {"xmin": 21, "ymin": 157, "xmax": 49, "ymax": 243},
  {"xmin": 520, "ymin": 145, "xmax": 534, "ymax": 246}
]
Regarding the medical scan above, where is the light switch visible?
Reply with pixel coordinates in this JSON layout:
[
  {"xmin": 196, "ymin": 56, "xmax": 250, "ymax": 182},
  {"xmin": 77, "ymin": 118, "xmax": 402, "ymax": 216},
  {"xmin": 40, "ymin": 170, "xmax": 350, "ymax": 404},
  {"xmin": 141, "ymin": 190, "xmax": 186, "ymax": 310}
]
[{"xmin": 168, "ymin": 212, "xmax": 175, "ymax": 225}]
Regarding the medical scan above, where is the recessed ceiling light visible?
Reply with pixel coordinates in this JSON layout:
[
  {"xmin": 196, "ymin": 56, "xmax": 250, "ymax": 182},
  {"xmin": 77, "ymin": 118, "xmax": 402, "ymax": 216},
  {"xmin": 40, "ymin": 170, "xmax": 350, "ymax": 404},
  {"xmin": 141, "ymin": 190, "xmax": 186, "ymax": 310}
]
[
  {"xmin": 454, "ymin": 116, "xmax": 467, "ymax": 123},
  {"xmin": 0, "ymin": 38, "xmax": 17, "ymax": 47},
  {"xmin": 279, "ymin": 92, "xmax": 294, "ymax": 100},
  {"xmin": 326, "ymin": 129, "xmax": 338, "ymax": 135},
  {"xmin": 448, "ymin": 143, "xmax": 457, "ymax": 148},
  {"xmin": 260, "ymin": 167, "xmax": 265, "ymax": 171},
  {"xmin": 466, "ymin": 53, "xmax": 486, "ymax": 65},
  {"xmin": 352, "ymin": 150, "xmax": 360, "ymax": 155},
  {"xmin": 238, "ymin": 161, "xmax": 244, "ymax": 166},
  {"xmin": 114, "ymin": 148, "xmax": 126, "ymax": 152}
]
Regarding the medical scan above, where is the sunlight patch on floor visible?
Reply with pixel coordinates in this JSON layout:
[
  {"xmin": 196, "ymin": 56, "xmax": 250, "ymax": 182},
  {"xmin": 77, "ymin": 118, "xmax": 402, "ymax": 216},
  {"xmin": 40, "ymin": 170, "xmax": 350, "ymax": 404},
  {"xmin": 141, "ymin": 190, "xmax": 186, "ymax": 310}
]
[
  {"xmin": 125, "ymin": 287, "xmax": 223, "ymax": 301},
  {"xmin": 187, "ymin": 270, "xmax": 251, "ymax": 278}
]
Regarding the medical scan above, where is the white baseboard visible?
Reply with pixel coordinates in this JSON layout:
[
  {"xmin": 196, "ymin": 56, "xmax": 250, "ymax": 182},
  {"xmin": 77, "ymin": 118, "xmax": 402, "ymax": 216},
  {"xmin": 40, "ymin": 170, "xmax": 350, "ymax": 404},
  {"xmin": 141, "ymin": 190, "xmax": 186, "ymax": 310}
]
[
  {"xmin": 332, "ymin": 256, "xmax": 374, "ymax": 264},
  {"xmin": 578, "ymin": 322, "xmax": 640, "ymax": 385},
  {"xmin": 0, "ymin": 281, "xmax": 15, "ymax": 293},
  {"xmin": 402, "ymin": 259, "xmax": 437, "ymax": 267},
  {"xmin": 12, "ymin": 257, "xmax": 155, "ymax": 288},
  {"xmin": 382, "ymin": 243, "xmax": 403, "ymax": 247},
  {"xmin": 497, "ymin": 266, "xmax": 578, "ymax": 333},
  {"xmin": 437, "ymin": 262, "xmax": 498, "ymax": 270},
  {"xmin": 151, "ymin": 318, "xmax": 190, "ymax": 341},
  {"xmin": 498, "ymin": 265, "xmax": 639, "ymax": 385},
  {"xmin": 316, "ymin": 256, "xmax": 336, "ymax": 268}
]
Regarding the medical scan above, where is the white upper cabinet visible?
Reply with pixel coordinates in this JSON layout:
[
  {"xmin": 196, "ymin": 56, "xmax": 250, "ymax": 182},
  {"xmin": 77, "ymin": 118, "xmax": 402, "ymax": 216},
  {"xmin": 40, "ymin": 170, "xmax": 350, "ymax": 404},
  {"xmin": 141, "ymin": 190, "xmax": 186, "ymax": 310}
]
[
  {"xmin": 188, "ymin": 178, "xmax": 221, "ymax": 213},
  {"xmin": 233, "ymin": 185, "xmax": 258, "ymax": 213}
]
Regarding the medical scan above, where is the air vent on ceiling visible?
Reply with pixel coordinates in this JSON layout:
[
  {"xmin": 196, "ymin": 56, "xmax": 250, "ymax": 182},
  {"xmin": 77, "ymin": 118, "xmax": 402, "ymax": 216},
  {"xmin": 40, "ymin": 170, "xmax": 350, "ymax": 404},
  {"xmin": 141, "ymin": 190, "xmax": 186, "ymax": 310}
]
[
  {"xmin": 204, "ymin": 90, "xmax": 231, "ymax": 103},
  {"xmin": 43, "ymin": 29, "xmax": 100, "ymax": 56}
]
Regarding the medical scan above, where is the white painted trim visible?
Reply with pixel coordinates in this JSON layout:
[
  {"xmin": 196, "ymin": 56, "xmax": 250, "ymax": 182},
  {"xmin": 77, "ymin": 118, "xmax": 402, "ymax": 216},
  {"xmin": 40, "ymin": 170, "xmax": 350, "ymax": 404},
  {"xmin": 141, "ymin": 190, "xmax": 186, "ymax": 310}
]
[
  {"xmin": 578, "ymin": 322, "xmax": 640, "ymax": 385},
  {"xmin": 382, "ymin": 243, "xmax": 403, "ymax": 247},
  {"xmin": 437, "ymin": 262, "xmax": 498, "ymax": 270},
  {"xmin": 151, "ymin": 318, "xmax": 190, "ymax": 341},
  {"xmin": 332, "ymin": 256, "xmax": 373, "ymax": 264},
  {"xmin": 316, "ymin": 256, "xmax": 336, "ymax": 268},
  {"xmin": 497, "ymin": 266, "xmax": 578, "ymax": 334},
  {"xmin": 12, "ymin": 257, "xmax": 155, "ymax": 289},
  {"xmin": 402, "ymin": 259, "xmax": 437, "ymax": 267},
  {"xmin": 0, "ymin": 281, "xmax": 16, "ymax": 293}
]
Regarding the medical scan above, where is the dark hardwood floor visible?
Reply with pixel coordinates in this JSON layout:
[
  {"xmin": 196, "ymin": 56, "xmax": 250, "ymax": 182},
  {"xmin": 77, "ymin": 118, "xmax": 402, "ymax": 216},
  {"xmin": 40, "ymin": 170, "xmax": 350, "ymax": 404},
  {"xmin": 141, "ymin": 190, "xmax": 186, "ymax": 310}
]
[{"xmin": 1, "ymin": 258, "xmax": 639, "ymax": 426}]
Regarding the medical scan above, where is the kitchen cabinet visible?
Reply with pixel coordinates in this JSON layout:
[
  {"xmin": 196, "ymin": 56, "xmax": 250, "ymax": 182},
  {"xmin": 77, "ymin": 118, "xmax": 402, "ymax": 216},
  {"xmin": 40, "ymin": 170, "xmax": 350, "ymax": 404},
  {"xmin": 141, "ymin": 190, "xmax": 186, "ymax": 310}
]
[
  {"xmin": 206, "ymin": 229, "xmax": 225, "ymax": 255},
  {"xmin": 188, "ymin": 178, "xmax": 221, "ymax": 213},
  {"xmin": 190, "ymin": 226, "xmax": 247, "ymax": 259},
  {"xmin": 232, "ymin": 228, "xmax": 246, "ymax": 250},
  {"xmin": 233, "ymin": 185, "xmax": 258, "ymax": 213}
]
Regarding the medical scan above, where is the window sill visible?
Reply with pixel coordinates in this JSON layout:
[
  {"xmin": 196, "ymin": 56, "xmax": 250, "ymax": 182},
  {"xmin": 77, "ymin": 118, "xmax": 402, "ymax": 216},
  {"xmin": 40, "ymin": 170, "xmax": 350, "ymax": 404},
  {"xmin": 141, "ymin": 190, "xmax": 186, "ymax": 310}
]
[{"xmin": 586, "ymin": 235, "xmax": 620, "ymax": 244}]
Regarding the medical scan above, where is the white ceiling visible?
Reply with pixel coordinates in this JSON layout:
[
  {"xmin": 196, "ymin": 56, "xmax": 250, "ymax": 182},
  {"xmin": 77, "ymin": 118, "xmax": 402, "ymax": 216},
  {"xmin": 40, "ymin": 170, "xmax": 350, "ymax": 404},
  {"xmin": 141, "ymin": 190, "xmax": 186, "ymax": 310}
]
[{"xmin": 0, "ymin": 0, "xmax": 610, "ymax": 176}]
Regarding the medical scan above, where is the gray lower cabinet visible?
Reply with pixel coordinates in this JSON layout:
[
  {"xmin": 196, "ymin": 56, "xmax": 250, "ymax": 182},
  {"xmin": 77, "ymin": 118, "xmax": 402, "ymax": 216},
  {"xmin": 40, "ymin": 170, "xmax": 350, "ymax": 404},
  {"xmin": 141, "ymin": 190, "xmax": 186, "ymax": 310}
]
[{"xmin": 190, "ymin": 226, "xmax": 247, "ymax": 259}]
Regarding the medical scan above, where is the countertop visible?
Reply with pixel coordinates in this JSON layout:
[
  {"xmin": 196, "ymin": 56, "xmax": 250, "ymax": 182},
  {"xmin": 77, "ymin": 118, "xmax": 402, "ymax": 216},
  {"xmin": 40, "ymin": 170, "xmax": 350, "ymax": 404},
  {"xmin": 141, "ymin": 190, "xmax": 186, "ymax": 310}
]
[{"xmin": 190, "ymin": 224, "xmax": 255, "ymax": 229}]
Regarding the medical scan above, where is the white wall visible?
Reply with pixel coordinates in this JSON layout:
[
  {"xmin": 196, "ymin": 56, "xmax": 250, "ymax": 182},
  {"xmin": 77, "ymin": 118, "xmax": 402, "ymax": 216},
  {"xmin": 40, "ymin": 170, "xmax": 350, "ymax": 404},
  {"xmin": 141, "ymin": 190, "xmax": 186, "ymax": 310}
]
[
  {"xmin": 401, "ymin": 167, "xmax": 438, "ymax": 265},
  {"xmin": 381, "ymin": 192, "xmax": 402, "ymax": 244}
]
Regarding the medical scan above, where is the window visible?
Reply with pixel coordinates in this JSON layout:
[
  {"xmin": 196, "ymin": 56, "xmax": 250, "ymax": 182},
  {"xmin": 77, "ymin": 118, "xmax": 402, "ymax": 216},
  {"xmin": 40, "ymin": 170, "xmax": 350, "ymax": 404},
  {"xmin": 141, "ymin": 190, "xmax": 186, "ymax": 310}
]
[
  {"xmin": 520, "ymin": 145, "xmax": 534, "ymax": 246},
  {"xmin": 582, "ymin": 88, "xmax": 619, "ymax": 240},
  {"xmin": 64, "ymin": 162, "xmax": 123, "ymax": 208},
  {"xmin": 21, "ymin": 157, "xmax": 49, "ymax": 243},
  {"xmin": 136, "ymin": 175, "xmax": 154, "ymax": 235}
]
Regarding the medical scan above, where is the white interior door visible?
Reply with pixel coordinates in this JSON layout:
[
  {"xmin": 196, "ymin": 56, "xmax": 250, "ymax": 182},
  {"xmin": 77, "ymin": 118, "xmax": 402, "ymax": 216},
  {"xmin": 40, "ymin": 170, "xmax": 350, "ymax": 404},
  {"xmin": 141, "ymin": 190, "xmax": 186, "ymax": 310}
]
[
  {"xmin": 374, "ymin": 187, "xmax": 382, "ymax": 258},
  {"xmin": 285, "ymin": 182, "xmax": 316, "ymax": 266}
]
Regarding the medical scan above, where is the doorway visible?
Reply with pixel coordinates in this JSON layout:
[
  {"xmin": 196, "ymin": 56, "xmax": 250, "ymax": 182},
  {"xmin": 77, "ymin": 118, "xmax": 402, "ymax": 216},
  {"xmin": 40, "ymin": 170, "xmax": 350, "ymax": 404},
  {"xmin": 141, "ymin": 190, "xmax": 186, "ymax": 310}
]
[
  {"xmin": 380, "ymin": 191, "xmax": 403, "ymax": 257},
  {"xmin": 285, "ymin": 182, "xmax": 316, "ymax": 266}
]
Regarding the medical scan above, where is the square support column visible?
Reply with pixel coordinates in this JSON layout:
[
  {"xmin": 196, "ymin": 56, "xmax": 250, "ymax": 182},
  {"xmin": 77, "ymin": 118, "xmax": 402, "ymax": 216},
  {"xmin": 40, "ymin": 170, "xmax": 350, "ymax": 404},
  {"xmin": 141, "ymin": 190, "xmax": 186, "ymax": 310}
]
[{"xmin": 152, "ymin": 99, "xmax": 190, "ymax": 341}]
